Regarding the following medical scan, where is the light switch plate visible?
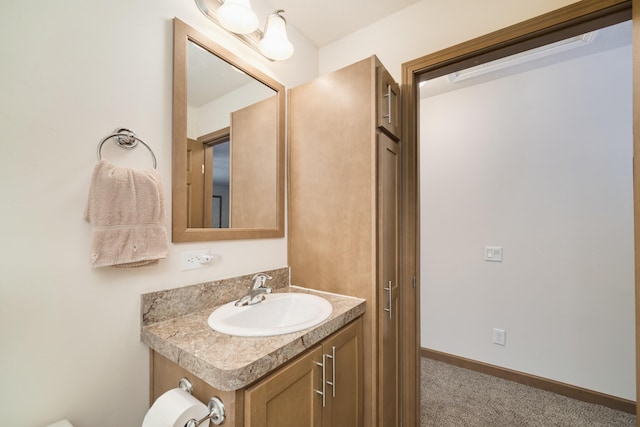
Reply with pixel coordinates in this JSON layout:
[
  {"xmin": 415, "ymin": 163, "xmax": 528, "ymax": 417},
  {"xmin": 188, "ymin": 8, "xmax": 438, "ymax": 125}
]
[{"xmin": 484, "ymin": 246, "xmax": 503, "ymax": 262}]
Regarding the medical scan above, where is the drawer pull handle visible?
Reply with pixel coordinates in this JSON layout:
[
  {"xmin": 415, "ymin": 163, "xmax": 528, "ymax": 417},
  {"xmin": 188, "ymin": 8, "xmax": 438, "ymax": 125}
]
[
  {"xmin": 383, "ymin": 281, "xmax": 393, "ymax": 319},
  {"xmin": 383, "ymin": 84, "xmax": 393, "ymax": 124},
  {"xmin": 314, "ymin": 356, "xmax": 326, "ymax": 407},
  {"xmin": 325, "ymin": 346, "xmax": 336, "ymax": 397}
]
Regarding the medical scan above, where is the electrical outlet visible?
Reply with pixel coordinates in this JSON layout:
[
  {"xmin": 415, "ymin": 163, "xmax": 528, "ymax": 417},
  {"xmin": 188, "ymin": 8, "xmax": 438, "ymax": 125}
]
[
  {"xmin": 180, "ymin": 249, "xmax": 212, "ymax": 271},
  {"xmin": 493, "ymin": 328, "xmax": 506, "ymax": 346}
]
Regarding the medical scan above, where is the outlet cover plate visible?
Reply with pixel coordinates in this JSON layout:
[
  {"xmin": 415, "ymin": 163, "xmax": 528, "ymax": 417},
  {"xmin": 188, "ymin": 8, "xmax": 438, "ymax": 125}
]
[
  {"xmin": 180, "ymin": 249, "xmax": 211, "ymax": 271},
  {"xmin": 492, "ymin": 328, "xmax": 506, "ymax": 346}
]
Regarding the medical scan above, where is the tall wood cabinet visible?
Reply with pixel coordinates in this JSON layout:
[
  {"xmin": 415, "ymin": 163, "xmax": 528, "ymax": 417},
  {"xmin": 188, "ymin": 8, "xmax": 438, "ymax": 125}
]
[{"xmin": 288, "ymin": 56, "xmax": 403, "ymax": 426}]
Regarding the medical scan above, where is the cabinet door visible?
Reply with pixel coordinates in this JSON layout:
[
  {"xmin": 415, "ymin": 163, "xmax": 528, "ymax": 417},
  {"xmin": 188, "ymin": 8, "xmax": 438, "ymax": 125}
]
[
  {"xmin": 378, "ymin": 131, "xmax": 400, "ymax": 427},
  {"xmin": 323, "ymin": 319, "xmax": 363, "ymax": 427},
  {"xmin": 245, "ymin": 346, "xmax": 323, "ymax": 427},
  {"xmin": 230, "ymin": 95, "xmax": 279, "ymax": 229},
  {"xmin": 377, "ymin": 66, "xmax": 401, "ymax": 139}
]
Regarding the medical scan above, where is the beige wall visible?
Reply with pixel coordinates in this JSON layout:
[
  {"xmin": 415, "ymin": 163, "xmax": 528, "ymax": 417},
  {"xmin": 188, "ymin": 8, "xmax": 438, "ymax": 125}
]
[
  {"xmin": 420, "ymin": 42, "xmax": 634, "ymax": 399},
  {"xmin": 0, "ymin": 1, "xmax": 317, "ymax": 426},
  {"xmin": 318, "ymin": 0, "xmax": 580, "ymax": 80}
]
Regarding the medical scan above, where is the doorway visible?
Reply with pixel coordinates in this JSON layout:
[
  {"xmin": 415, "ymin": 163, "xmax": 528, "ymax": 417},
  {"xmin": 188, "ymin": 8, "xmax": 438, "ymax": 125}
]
[{"xmin": 401, "ymin": 0, "xmax": 637, "ymax": 422}]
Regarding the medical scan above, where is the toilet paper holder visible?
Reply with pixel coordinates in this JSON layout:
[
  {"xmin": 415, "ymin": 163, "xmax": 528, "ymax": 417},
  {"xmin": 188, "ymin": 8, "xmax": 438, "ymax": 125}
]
[{"xmin": 178, "ymin": 378, "xmax": 226, "ymax": 426}]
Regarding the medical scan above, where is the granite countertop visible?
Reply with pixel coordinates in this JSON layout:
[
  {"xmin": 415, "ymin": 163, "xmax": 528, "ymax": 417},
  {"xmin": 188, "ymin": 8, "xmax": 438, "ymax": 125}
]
[{"xmin": 141, "ymin": 275, "xmax": 365, "ymax": 392}]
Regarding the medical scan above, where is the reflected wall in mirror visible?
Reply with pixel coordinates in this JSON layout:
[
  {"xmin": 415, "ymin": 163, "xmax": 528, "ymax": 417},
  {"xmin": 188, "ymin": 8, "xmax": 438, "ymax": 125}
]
[{"xmin": 173, "ymin": 18, "xmax": 285, "ymax": 242}]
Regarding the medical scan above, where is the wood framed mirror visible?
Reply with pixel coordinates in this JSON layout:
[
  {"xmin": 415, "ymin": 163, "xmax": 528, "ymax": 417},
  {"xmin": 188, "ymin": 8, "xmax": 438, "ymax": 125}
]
[{"xmin": 172, "ymin": 18, "xmax": 285, "ymax": 242}]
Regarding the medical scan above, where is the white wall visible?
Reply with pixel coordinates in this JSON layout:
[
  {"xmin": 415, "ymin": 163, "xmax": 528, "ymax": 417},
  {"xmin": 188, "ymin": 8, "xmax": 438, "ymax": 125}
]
[
  {"xmin": 188, "ymin": 81, "xmax": 274, "ymax": 139},
  {"xmin": 420, "ymin": 46, "xmax": 634, "ymax": 399},
  {"xmin": 319, "ymin": 0, "xmax": 580, "ymax": 81},
  {"xmin": 0, "ymin": 1, "xmax": 317, "ymax": 426}
]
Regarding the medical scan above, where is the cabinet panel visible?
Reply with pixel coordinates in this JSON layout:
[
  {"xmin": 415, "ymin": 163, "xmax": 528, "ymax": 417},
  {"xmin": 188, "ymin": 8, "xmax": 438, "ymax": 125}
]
[
  {"xmin": 230, "ymin": 96, "xmax": 279, "ymax": 229},
  {"xmin": 323, "ymin": 319, "xmax": 363, "ymax": 427},
  {"xmin": 245, "ymin": 346, "xmax": 323, "ymax": 427},
  {"xmin": 378, "ymin": 131, "xmax": 400, "ymax": 427}
]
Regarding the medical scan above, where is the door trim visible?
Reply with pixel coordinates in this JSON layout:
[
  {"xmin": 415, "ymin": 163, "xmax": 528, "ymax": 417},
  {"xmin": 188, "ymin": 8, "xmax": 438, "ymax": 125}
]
[{"xmin": 400, "ymin": 0, "xmax": 635, "ymax": 423}]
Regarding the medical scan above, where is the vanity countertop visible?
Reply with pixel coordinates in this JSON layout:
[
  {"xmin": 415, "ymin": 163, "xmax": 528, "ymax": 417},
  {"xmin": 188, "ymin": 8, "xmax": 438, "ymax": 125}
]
[{"xmin": 141, "ymin": 284, "xmax": 365, "ymax": 391}]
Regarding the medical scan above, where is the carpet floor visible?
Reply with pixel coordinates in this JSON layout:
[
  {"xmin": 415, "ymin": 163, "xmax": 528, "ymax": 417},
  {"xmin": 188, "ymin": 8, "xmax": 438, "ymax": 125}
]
[{"xmin": 421, "ymin": 358, "xmax": 636, "ymax": 426}]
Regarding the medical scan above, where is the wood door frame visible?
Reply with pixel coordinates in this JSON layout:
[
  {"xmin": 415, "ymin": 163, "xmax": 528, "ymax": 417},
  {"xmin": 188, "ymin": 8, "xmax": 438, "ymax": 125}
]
[
  {"xmin": 198, "ymin": 127, "xmax": 230, "ymax": 228},
  {"xmin": 400, "ymin": 0, "xmax": 637, "ymax": 423}
]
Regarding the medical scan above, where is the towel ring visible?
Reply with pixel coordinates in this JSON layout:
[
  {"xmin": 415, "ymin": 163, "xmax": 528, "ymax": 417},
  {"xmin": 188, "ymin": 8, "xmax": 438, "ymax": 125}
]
[{"xmin": 97, "ymin": 128, "xmax": 157, "ymax": 169}]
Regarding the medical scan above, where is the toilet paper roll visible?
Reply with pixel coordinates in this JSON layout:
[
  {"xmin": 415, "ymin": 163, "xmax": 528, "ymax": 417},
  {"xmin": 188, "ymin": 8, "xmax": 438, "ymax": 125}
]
[{"xmin": 142, "ymin": 388, "xmax": 210, "ymax": 427}]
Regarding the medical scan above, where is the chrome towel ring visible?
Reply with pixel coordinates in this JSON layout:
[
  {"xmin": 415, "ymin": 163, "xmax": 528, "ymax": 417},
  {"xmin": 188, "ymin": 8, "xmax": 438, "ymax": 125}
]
[{"xmin": 97, "ymin": 128, "xmax": 157, "ymax": 169}]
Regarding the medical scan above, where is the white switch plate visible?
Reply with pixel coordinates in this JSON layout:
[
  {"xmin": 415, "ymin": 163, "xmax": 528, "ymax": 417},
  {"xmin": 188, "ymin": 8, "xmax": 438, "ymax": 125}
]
[
  {"xmin": 180, "ymin": 249, "xmax": 212, "ymax": 271},
  {"xmin": 484, "ymin": 246, "xmax": 503, "ymax": 262},
  {"xmin": 493, "ymin": 328, "xmax": 506, "ymax": 346}
]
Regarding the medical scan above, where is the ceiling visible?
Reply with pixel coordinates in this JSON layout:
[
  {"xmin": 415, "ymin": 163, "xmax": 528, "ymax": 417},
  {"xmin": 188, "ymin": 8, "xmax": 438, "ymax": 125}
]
[{"xmin": 270, "ymin": 0, "xmax": 419, "ymax": 47}]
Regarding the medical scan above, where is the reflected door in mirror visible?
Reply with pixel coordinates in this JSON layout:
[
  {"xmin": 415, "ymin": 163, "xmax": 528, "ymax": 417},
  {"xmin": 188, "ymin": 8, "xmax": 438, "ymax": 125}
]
[{"xmin": 187, "ymin": 138, "xmax": 205, "ymax": 228}]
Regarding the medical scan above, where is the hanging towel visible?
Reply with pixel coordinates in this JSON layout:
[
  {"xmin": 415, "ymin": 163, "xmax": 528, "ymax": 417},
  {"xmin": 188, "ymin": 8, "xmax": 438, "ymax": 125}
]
[{"xmin": 85, "ymin": 160, "xmax": 168, "ymax": 268}]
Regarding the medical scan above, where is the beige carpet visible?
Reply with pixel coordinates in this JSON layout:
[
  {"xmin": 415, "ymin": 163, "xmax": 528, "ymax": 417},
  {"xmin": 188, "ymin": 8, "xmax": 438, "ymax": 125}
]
[{"xmin": 421, "ymin": 358, "xmax": 636, "ymax": 426}]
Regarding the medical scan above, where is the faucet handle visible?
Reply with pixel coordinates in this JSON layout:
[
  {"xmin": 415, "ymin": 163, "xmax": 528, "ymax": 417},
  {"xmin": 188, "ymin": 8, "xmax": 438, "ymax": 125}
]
[{"xmin": 252, "ymin": 273, "xmax": 272, "ymax": 289}]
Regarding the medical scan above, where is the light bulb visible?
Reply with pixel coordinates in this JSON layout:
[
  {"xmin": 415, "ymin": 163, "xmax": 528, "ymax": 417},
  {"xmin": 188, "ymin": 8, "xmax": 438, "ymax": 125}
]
[
  {"xmin": 217, "ymin": 0, "xmax": 259, "ymax": 34},
  {"xmin": 259, "ymin": 11, "xmax": 294, "ymax": 61}
]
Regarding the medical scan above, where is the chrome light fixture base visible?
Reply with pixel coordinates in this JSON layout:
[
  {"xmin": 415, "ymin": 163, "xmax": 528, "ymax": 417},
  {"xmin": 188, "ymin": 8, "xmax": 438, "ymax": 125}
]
[
  {"xmin": 195, "ymin": 0, "xmax": 269, "ymax": 60},
  {"xmin": 195, "ymin": 0, "xmax": 294, "ymax": 61}
]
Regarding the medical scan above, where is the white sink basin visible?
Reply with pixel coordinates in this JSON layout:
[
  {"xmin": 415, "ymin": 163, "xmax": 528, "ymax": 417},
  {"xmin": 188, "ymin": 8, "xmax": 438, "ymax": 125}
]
[{"xmin": 207, "ymin": 293, "xmax": 333, "ymax": 337}]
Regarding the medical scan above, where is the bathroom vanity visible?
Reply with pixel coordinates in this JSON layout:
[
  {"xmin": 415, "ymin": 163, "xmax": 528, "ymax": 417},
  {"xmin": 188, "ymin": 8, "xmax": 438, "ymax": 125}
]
[{"xmin": 141, "ymin": 269, "xmax": 365, "ymax": 426}]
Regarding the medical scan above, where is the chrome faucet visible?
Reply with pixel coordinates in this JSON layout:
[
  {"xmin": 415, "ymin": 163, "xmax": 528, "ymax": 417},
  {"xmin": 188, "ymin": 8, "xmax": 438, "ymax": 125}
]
[{"xmin": 235, "ymin": 273, "xmax": 273, "ymax": 306}]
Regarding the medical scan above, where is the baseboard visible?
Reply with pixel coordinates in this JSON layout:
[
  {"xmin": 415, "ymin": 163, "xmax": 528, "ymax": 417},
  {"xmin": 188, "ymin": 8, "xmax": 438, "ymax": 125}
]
[{"xmin": 420, "ymin": 348, "xmax": 636, "ymax": 415}]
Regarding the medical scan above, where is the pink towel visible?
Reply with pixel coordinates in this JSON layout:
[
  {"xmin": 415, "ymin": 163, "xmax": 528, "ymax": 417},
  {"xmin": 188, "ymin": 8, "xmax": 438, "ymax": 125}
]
[{"xmin": 85, "ymin": 160, "xmax": 168, "ymax": 268}]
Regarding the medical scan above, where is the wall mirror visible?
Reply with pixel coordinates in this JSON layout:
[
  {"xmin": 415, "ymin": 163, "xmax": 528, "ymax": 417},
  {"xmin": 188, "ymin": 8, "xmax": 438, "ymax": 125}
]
[{"xmin": 172, "ymin": 18, "xmax": 285, "ymax": 241}]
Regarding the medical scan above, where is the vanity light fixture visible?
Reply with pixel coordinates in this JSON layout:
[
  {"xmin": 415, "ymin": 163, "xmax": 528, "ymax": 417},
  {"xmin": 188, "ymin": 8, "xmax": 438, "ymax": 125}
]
[
  {"xmin": 195, "ymin": 0, "xmax": 295, "ymax": 61},
  {"xmin": 216, "ymin": 0, "xmax": 259, "ymax": 34},
  {"xmin": 259, "ymin": 10, "xmax": 294, "ymax": 60}
]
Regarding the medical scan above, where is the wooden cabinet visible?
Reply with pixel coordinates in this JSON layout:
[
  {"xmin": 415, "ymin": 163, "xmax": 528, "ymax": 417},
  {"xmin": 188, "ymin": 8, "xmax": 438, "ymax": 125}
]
[
  {"xmin": 378, "ymin": 131, "xmax": 400, "ymax": 427},
  {"xmin": 321, "ymin": 318, "xmax": 363, "ymax": 427},
  {"xmin": 230, "ymin": 96, "xmax": 278, "ymax": 229},
  {"xmin": 245, "ymin": 319, "xmax": 363, "ymax": 427},
  {"xmin": 151, "ymin": 319, "xmax": 362, "ymax": 427},
  {"xmin": 288, "ymin": 56, "xmax": 403, "ymax": 426},
  {"xmin": 245, "ymin": 346, "xmax": 323, "ymax": 427},
  {"xmin": 150, "ymin": 351, "xmax": 245, "ymax": 427}
]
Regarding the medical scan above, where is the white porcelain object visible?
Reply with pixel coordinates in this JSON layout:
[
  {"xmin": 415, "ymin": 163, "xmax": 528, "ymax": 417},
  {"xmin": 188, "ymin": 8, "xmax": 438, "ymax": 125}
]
[{"xmin": 208, "ymin": 293, "xmax": 332, "ymax": 337}]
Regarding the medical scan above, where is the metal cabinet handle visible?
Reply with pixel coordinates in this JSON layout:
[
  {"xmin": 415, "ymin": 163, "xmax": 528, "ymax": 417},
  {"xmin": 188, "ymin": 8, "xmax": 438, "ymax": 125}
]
[
  {"xmin": 325, "ymin": 346, "xmax": 336, "ymax": 397},
  {"xmin": 383, "ymin": 84, "xmax": 393, "ymax": 124},
  {"xmin": 315, "ymin": 355, "xmax": 326, "ymax": 407},
  {"xmin": 383, "ymin": 280, "xmax": 393, "ymax": 319}
]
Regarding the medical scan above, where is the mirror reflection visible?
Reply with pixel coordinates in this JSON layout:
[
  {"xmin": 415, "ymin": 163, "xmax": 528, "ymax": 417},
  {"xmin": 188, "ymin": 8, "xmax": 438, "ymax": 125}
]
[
  {"xmin": 187, "ymin": 40, "xmax": 277, "ymax": 229},
  {"xmin": 172, "ymin": 18, "xmax": 285, "ymax": 242}
]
